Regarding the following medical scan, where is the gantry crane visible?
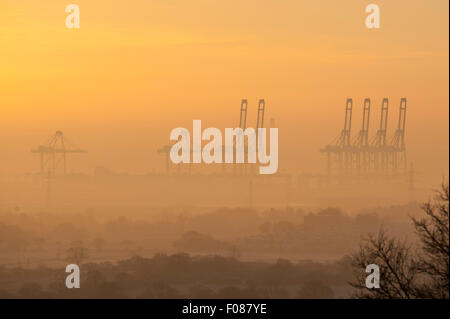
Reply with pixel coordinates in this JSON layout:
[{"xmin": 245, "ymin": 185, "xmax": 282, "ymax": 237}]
[
  {"xmin": 320, "ymin": 98, "xmax": 353, "ymax": 176},
  {"xmin": 321, "ymin": 97, "xmax": 408, "ymax": 178},
  {"xmin": 32, "ymin": 131, "xmax": 85, "ymax": 175},
  {"xmin": 391, "ymin": 98, "xmax": 407, "ymax": 171},
  {"xmin": 354, "ymin": 98, "xmax": 371, "ymax": 174},
  {"xmin": 371, "ymin": 98, "xmax": 389, "ymax": 172}
]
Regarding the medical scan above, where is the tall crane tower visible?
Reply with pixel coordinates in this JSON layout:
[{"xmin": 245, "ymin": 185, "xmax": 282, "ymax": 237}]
[
  {"xmin": 371, "ymin": 98, "xmax": 389, "ymax": 172},
  {"xmin": 372, "ymin": 98, "xmax": 389, "ymax": 147},
  {"xmin": 232, "ymin": 99, "xmax": 249, "ymax": 175},
  {"xmin": 256, "ymin": 99, "xmax": 265, "ymax": 133},
  {"xmin": 391, "ymin": 98, "xmax": 407, "ymax": 171},
  {"xmin": 320, "ymin": 98, "xmax": 353, "ymax": 176},
  {"xmin": 354, "ymin": 98, "xmax": 371, "ymax": 174},
  {"xmin": 32, "ymin": 131, "xmax": 85, "ymax": 175},
  {"xmin": 239, "ymin": 99, "xmax": 248, "ymax": 130},
  {"xmin": 321, "ymin": 97, "xmax": 409, "ymax": 181}
]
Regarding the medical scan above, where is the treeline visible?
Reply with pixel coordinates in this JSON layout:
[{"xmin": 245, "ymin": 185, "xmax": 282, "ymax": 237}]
[{"xmin": 0, "ymin": 253, "xmax": 353, "ymax": 298}]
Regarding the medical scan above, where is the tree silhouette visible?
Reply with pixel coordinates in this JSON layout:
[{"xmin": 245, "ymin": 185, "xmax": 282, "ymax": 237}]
[
  {"xmin": 412, "ymin": 182, "xmax": 449, "ymax": 298},
  {"xmin": 350, "ymin": 182, "xmax": 449, "ymax": 299}
]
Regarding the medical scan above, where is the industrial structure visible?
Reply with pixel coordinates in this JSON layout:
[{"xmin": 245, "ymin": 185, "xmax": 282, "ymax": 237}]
[
  {"xmin": 256, "ymin": 99, "xmax": 265, "ymax": 134},
  {"xmin": 321, "ymin": 98, "xmax": 408, "ymax": 177},
  {"xmin": 32, "ymin": 131, "xmax": 85, "ymax": 175},
  {"xmin": 239, "ymin": 99, "xmax": 248, "ymax": 131},
  {"xmin": 158, "ymin": 99, "xmax": 267, "ymax": 175}
]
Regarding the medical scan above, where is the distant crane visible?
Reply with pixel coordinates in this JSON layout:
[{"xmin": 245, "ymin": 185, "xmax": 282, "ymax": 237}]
[
  {"xmin": 256, "ymin": 99, "xmax": 265, "ymax": 134},
  {"xmin": 372, "ymin": 98, "xmax": 389, "ymax": 148},
  {"xmin": 157, "ymin": 99, "xmax": 268, "ymax": 176},
  {"xmin": 354, "ymin": 98, "xmax": 371, "ymax": 147},
  {"xmin": 32, "ymin": 131, "xmax": 85, "ymax": 175},
  {"xmin": 158, "ymin": 129, "xmax": 191, "ymax": 174},
  {"xmin": 321, "ymin": 97, "xmax": 408, "ymax": 178},
  {"xmin": 354, "ymin": 98, "xmax": 371, "ymax": 174},
  {"xmin": 371, "ymin": 98, "xmax": 389, "ymax": 172},
  {"xmin": 391, "ymin": 98, "xmax": 407, "ymax": 171},
  {"xmin": 320, "ymin": 98, "xmax": 353, "ymax": 176},
  {"xmin": 239, "ymin": 99, "xmax": 248, "ymax": 130},
  {"xmin": 231, "ymin": 99, "xmax": 249, "ymax": 174}
]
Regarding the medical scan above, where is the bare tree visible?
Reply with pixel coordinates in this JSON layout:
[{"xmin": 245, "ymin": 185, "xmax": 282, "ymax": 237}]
[
  {"xmin": 412, "ymin": 182, "xmax": 449, "ymax": 298},
  {"xmin": 350, "ymin": 229, "xmax": 418, "ymax": 298},
  {"xmin": 350, "ymin": 182, "xmax": 449, "ymax": 299}
]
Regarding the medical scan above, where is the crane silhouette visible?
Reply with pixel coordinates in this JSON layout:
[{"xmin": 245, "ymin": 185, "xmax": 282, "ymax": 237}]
[{"xmin": 32, "ymin": 131, "xmax": 85, "ymax": 175}]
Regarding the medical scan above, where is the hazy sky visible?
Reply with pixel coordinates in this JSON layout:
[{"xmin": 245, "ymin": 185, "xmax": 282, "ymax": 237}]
[{"xmin": 0, "ymin": 0, "xmax": 448, "ymax": 187}]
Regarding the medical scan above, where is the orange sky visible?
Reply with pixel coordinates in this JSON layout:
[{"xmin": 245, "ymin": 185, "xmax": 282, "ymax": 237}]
[{"xmin": 0, "ymin": 0, "xmax": 448, "ymax": 187}]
